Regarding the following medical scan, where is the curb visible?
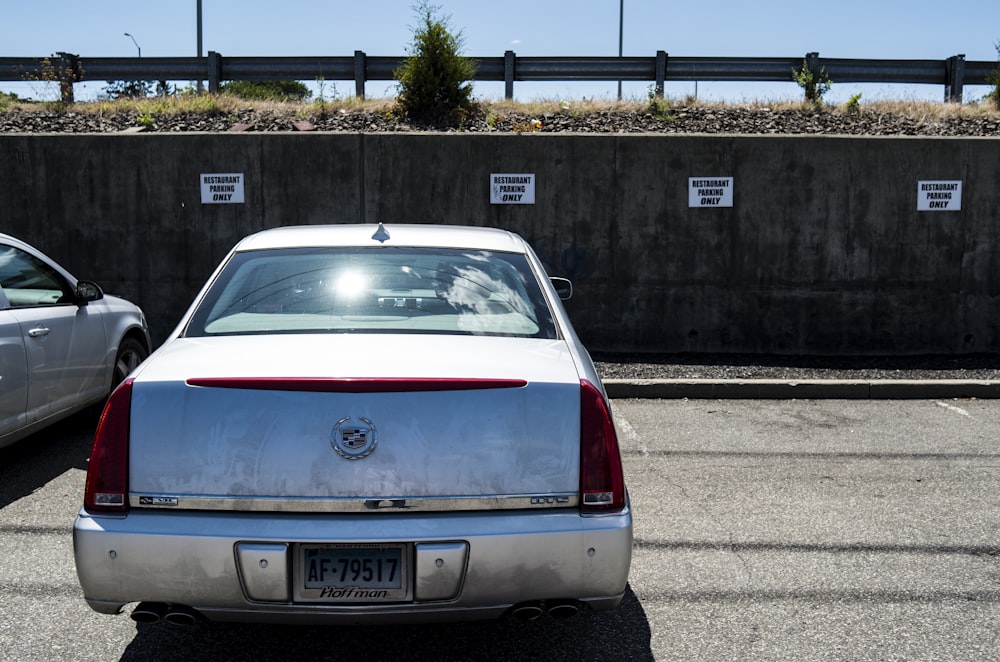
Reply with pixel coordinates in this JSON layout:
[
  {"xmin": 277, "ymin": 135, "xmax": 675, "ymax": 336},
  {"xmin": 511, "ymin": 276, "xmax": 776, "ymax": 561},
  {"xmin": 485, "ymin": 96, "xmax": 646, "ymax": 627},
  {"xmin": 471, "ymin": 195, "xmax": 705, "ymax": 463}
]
[{"xmin": 603, "ymin": 379, "xmax": 1000, "ymax": 400}]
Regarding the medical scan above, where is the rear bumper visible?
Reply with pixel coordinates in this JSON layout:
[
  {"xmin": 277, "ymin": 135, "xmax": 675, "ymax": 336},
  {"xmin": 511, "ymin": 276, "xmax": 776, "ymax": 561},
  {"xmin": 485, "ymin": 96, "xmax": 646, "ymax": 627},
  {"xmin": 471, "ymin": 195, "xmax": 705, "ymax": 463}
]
[{"xmin": 73, "ymin": 506, "xmax": 631, "ymax": 624}]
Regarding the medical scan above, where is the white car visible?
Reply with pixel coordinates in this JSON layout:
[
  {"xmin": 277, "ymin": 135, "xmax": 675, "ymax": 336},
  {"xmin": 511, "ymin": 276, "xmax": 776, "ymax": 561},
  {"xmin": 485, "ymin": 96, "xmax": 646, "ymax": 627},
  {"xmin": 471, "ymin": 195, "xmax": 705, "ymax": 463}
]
[
  {"xmin": 0, "ymin": 233, "xmax": 150, "ymax": 449},
  {"xmin": 74, "ymin": 224, "xmax": 631, "ymax": 625}
]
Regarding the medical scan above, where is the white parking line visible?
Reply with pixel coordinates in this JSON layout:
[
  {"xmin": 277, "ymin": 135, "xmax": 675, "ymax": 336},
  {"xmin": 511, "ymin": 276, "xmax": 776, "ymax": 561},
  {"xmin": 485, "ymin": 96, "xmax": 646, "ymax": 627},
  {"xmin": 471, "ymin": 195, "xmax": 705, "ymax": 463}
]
[
  {"xmin": 935, "ymin": 401, "xmax": 971, "ymax": 417},
  {"xmin": 612, "ymin": 411, "xmax": 645, "ymax": 453}
]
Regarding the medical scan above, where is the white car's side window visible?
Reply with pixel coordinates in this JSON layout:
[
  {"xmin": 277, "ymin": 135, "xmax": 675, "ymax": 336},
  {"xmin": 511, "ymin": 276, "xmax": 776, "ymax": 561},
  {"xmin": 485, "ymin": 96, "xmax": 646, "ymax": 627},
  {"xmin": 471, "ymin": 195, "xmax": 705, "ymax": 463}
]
[{"xmin": 0, "ymin": 246, "xmax": 73, "ymax": 308}]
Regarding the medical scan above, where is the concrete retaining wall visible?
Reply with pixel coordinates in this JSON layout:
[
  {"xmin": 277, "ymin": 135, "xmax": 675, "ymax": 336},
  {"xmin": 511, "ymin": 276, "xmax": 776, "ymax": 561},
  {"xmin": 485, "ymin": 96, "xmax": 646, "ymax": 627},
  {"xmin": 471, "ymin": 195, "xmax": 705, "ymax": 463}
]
[{"xmin": 2, "ymin": 133, "xmax": 998, "ymax": 354}]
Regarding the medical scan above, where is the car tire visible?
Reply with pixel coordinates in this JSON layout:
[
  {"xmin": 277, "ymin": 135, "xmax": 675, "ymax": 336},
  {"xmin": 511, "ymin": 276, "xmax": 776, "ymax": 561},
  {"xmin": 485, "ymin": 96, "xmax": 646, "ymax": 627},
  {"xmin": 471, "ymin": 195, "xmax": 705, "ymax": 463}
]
[{"xmin": 113, "ymin": 337, "xmax": 148, "ymax": 388}]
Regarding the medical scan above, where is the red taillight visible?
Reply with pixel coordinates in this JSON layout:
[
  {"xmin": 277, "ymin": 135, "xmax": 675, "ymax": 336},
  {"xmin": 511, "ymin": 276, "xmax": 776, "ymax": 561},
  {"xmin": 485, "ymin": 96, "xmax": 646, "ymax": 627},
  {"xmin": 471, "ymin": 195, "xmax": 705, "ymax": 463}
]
[
  {"xmin": 580, "ymin": 379, "xmax": 626, "ymax": 513},
  {"xmin": 84, "ymin": 378, "xmax": 133, "ymax": 513}
]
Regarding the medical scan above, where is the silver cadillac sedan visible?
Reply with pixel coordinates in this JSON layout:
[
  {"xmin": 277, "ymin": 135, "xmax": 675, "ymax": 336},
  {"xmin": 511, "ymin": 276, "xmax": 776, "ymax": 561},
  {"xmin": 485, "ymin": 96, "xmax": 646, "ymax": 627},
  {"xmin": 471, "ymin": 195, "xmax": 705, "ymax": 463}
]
[{"xmin": 74, "ymin": 224, "xmax": 631, "ymax": 625}]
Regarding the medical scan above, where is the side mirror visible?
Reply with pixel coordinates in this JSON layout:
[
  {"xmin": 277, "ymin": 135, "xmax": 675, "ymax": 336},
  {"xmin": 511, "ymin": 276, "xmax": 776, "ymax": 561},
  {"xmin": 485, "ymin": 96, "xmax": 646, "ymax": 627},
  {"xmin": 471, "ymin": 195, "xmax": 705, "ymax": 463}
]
[
  {"xmin": 550, "ymin": 277, "xmax": 573, "ymax": 301},
  {"xmin": 75, "ymin": 280, "xmax": 105, "ymax": 305}
]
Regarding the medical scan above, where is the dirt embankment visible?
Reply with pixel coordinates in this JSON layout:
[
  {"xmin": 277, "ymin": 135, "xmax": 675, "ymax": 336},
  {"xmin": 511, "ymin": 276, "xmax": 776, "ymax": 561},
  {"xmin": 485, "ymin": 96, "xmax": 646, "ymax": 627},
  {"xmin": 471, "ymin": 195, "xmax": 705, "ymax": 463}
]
[{"xmin": 2, "ymin": 101, "xmax": 999, "ymax": 135}]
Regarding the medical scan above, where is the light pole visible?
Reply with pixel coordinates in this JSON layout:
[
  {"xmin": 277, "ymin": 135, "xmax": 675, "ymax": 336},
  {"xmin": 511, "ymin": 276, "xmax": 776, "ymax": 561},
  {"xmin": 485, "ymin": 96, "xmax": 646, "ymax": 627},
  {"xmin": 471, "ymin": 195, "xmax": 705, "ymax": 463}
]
[
  {"xmin": 617, "ymin": 0, "xmax": 623, "ymax": 100},
  {"xmin": 197, "ymin": 0, "xmax": 203, "ymax": 58},
  {"xmin": 124, "ymin": 32, "xmax": 141, "ymax": 58},
  {"xmin": 196, "ymin": 0, "xmax": 204, "ymax": 93}
]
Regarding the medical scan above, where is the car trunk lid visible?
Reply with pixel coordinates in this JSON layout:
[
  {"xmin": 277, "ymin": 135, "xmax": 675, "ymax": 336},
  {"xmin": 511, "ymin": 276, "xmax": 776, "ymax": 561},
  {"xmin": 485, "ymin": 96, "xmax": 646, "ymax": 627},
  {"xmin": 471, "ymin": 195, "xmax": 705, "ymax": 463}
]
[{"xmin": 126, "ymin": 335, "xmax": 583, "ymax": 510}]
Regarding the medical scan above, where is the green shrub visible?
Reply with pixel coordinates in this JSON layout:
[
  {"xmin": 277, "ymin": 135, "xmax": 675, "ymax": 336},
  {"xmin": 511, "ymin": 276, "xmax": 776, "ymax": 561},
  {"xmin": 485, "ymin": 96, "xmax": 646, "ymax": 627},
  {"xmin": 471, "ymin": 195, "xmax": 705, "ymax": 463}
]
[
  {"xmin": 219, "ymin": 80, "xmax": 311, "ymax": 102},
  {"xmin": 792, "ymin": 58, "xmax": 832, "ymax": 105},
  {"xmin": 394, "ymin": 2, "xmax": 477, "ymax": 124},
  {"xmin": 646, "ymin": 85, "xmax": 675, "ymax": 120},
  {"xmin": 0, "ymin": 91, "xmax": 18, "ymax": 111}
]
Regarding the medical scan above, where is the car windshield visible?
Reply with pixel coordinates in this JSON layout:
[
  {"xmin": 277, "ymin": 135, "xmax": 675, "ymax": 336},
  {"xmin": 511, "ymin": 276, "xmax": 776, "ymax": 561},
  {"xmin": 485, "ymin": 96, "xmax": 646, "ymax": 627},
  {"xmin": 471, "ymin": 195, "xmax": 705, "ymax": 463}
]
[{"xmin": 184, "ymin": 247, "xmax": 558, "ymax": 339}]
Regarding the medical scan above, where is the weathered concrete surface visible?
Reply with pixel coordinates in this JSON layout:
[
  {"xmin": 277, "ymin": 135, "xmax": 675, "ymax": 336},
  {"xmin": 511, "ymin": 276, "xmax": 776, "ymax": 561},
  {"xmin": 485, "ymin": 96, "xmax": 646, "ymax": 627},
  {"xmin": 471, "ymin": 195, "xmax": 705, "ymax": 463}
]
[{"xmin": 1, "ymin": 133, "xmax": 998, "ymax": 353}]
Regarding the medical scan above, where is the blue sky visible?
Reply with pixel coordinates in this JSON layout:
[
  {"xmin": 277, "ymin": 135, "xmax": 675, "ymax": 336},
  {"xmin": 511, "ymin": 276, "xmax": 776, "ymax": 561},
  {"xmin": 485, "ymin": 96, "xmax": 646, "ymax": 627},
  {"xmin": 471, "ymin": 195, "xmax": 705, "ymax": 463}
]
[{"xmin": 3, "ymin": 0, "xmax": 998, "ymax": 103}]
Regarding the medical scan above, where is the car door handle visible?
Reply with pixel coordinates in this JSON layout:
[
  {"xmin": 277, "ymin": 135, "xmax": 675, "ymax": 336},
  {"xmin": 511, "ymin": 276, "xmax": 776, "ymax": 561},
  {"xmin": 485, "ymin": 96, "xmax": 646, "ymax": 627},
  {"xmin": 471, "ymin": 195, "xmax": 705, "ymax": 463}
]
[{"xmin": 28, "ymin": 326, "xmax": 50, "ymax": 338}]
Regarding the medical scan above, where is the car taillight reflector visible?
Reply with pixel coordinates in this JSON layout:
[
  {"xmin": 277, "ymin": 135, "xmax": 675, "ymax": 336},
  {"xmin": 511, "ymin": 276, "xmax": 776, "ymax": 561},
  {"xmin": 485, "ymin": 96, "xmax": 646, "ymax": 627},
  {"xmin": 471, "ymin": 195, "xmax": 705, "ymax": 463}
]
[
  {"xmin": 84, "ymin": 378, "xmax": 133, "ymax": 513},
  {"xmin": 580, "ymin": 379, "xmax": 626, "ymax": 513}
]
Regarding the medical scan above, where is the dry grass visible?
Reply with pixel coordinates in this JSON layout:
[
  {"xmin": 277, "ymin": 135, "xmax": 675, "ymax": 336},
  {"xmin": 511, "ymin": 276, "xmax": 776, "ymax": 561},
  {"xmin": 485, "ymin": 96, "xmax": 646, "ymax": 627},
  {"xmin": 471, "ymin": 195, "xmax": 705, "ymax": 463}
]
[
  {"xmin": 838, "ymin": 98, "xmax": 1000, "ymax": 119},
  {"xmin": 488, "ymin": 96, "xmax": 1000, "ymax": 120},
  {"xmin": 0, "ymin": 93, "xmax": 398, "ymax": 116}
]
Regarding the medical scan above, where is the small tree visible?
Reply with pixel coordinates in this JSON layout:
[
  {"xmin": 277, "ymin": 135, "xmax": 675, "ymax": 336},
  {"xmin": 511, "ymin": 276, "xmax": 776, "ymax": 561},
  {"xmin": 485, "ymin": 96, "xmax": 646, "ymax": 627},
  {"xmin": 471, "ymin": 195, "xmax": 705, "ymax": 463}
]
[
  {"xmin": 988, "ymin": 40, "xmax": 1000, "ymax": 110},
  {"xmin": 155, "ymin": 80, "xmax": 174, "ymax": 97},
  {"xmin": 792, "ymin": 57, "xmax": 832, "ymax": 105},
  {"xmin": 394, "ymin": 2, "xmax": 477, "ymax": 124}
]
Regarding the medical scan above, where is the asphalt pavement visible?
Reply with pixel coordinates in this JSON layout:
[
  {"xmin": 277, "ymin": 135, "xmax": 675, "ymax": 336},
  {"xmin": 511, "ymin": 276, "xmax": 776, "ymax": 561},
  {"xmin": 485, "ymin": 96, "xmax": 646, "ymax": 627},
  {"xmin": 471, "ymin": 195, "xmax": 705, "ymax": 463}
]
[{"xmin": 6, "ymin": 399, "xmax": 998, "ymax": 661}]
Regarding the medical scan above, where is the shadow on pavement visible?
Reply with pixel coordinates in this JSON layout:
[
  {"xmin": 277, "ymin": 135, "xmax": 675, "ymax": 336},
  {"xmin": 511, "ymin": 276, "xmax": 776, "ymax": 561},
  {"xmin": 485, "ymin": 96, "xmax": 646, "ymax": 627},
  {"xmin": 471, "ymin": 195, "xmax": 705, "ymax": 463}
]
[
  {"xmin": 119, "ymin": 586, "xmax": 652, "ymax": 662},
  {"xmin": 0, "ymin": 411, "xmax": 96, "ymax": 509}
]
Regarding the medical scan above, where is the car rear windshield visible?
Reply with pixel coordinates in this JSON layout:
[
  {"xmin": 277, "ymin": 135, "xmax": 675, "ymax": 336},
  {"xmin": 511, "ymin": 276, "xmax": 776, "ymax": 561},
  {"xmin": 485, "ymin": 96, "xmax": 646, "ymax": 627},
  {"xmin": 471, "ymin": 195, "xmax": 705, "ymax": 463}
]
[{"xmin": 184, "ymin": 247, "xmax": 558, "ymax": 339}]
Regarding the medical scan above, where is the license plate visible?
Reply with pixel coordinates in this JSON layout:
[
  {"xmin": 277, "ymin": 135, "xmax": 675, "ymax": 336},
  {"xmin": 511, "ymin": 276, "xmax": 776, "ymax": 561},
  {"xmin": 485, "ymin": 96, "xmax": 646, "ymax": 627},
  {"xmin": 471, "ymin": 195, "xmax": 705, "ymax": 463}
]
[{"xmin": 296, "ymin": 543, "xmax": 409, "ymax": 602}]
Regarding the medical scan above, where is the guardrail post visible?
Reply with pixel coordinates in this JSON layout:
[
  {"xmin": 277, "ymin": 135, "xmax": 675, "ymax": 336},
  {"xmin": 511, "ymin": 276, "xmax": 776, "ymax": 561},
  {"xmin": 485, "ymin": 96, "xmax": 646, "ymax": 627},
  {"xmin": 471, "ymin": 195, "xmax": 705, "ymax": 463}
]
[
  {"xmin": 207, "ymin": 50, "xmax": 222, "ymax": 93},
  {"xmin": 504, "ymin": 50, "xmax": 515, "ymax": 100},
  {"xmin": 805, "ymin": 51, "xmax": 821, "ymax": 77},
  {"xmin": 945, "ymin": 54, "xmax": 965, "ymax": 103},
  {"xmin": 55, "ymin": 52, "xmax": 81, "ymax": 104},
  {"xmin": 354, "ymin": 50, "xmax": 366, "ymax": 99},
  {"xmin": 655, "ymin": 50, "xmax": 667, "ymax": 98}
]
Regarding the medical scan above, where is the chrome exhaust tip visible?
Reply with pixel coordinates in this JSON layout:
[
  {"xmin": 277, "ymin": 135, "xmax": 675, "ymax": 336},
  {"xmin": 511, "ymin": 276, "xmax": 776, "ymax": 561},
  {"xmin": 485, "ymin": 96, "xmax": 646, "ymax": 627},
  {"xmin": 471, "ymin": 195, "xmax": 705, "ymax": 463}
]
[
  {"xmin": 546, "ymin": 601, "xmax": 580, "ymax": 619},
  {"xmin": 130, "ymin": 602, "xmax": 166, "ymax": 624},
  {"xmin": 163, "ymin": 605, "xmax": 199, "ymax": 626},
  {"xmin": 510, "ymin": 602, "xmax": 544, "ymax": 621}
]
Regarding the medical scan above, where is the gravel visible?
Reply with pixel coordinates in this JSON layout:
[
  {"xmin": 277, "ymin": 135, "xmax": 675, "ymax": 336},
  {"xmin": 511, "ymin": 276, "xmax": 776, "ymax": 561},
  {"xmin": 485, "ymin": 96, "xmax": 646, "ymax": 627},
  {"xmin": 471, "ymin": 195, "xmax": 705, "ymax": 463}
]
[{"xmin": 2, "ymin": 103, "xmax": 1000, "ymax": 136}]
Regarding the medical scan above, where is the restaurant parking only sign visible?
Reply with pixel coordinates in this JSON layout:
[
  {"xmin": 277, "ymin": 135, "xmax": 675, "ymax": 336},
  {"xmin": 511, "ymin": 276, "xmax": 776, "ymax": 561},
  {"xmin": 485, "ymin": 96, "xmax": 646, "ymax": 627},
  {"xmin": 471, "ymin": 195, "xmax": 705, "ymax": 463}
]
[
  {"xmin": 490, "ymin": 173, "xmax": 535, "ymax": 204},
  {"xmin": 201, "ymin": 173, "xmax": 245, "ymax": 204},
  {"xmin": 917, "ymin": 180, "xmax": 962, "ymax": 211},
  {"xmin": 689, "ymin": 177, "xmax": 734, "ymax": 208}
]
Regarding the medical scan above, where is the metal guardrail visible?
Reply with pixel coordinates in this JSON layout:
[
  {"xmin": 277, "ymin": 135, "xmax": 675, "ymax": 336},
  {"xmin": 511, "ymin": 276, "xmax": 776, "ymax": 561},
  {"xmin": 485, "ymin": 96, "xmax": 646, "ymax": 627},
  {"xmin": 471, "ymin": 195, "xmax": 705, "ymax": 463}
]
[{"xmin": 1, "ymin": 50, "xmax": 995, "ymax": 103}]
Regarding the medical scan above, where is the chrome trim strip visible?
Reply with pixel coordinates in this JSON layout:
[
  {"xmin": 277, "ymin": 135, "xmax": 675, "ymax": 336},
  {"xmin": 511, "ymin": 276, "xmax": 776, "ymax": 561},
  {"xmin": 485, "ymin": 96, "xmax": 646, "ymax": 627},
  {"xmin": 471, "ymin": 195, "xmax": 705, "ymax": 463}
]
[{"xmin": 129, "ymin": 493, "xmax": 578, "ymax": 513}]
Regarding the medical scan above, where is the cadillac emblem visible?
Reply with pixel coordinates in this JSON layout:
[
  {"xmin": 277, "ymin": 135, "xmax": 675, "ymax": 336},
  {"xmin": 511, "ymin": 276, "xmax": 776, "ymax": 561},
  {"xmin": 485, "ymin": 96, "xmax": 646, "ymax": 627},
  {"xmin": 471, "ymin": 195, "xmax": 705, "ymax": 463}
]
[{"xmin": 331, "ymin": 417, "xmax": 378, "ymax": 460}]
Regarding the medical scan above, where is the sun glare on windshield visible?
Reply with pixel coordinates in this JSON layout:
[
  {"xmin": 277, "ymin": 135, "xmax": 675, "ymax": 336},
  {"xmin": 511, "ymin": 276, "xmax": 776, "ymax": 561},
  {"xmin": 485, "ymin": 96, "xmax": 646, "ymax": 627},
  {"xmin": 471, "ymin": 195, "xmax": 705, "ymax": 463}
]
[{"xmin": 334, "ymin": 270, "xmax": 367, "ymax": 299}]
